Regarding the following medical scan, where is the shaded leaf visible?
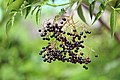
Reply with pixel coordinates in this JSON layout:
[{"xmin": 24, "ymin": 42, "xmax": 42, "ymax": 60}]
[
  {"xmin": 114, "ymin": 0, "xmax": 120, "ymax": 8},
  {"xmin": 89, "ymin": 1, "xmax": 96, "ymax": 19},
  {"xmin": 77, "ymin": 4, "xmax": 86, "ymax": 23},
  {"xmin": 25, "ymin": 6, "xmax": 31, "ymax": 18},
  {"xmin": 31, "ymin": 6, "xmax": 38, "ymax": 15},
  {"xmin": 92, "ymin": 11, "xmax": 103, "ymax": 24},
  {"xmin": 99, "ymin": 2, "xmax": 106, "ymax": 11},
  {"xmin": 117, "ymin": 4, "xmax": 120, "ymax": 8},
  {"xmin": 26, "ymin": 0, "xmax": 34, "ymax": 4},
  {"xmin": 7, "ymin": 0, "xmax": 14, "ymax": 6},
  {"xmin": 110, "ymin": 10, "xmax": 117, "ymax": 36},
  {"xmin": 52, "ymin": 0, "xmax": 55, "ymax": 3}
]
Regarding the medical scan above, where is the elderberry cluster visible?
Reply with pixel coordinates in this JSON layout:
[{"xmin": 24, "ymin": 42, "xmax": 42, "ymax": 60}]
[{"xmin": 38, "ymin": 16, "xmax": 96, "ymax": 70}]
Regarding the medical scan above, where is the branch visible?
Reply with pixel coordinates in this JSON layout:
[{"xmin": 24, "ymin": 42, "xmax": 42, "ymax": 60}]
[
  {"xmin": 99, "ymin": 17, "xmax": 120, "ymax": 43},
  {"xmin": 82, "ymin": 3, "xmax": 120, "ymax": 44}
]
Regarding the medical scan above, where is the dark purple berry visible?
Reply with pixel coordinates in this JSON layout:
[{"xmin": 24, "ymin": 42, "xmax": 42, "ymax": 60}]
[
  {"xmin": 38, "ymin": 29, "xmax": 41, "ymax": 32},
  {"xmin": 80, "ymin": 32, "xmax": 83, "ymax": 35},
  {"xmin": 60, "ymin": 22, "xmax": 63, "ymax": 24},
  {"xmin": 73, "ymin": 29, "xmax": 77, "ymax": 32},
  {"xmin": 62, "ymin": 18, "xmax": 66, "ymax": 21},
  {"xmin": 83, "ymin": 35, "xmax": 87, "ymax": 38},
  {"xmin": 95, "ymin": 55, "xmax": 98, "ymax": 57}
]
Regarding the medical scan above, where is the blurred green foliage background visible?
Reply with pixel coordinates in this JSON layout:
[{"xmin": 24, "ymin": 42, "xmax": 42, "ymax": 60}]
[{"xmin": 0, "ymin": 0, "xmax": 120, "ymax": 80}]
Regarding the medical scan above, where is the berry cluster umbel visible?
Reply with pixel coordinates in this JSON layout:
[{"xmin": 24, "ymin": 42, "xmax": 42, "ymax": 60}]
[{"xmin": 38, "ymin": 14, "xmax": 98, "ymax": 70}]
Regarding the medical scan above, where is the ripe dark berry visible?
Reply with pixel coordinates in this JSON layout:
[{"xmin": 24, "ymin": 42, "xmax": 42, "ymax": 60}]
[
  {"xmin": 75, "ymin": 34, "xmax": 79, "ymax": 37},
  {"xmin": 95, "ymin": 55, "xmax": 98, "ymax": 57},
  {"xmin": 73, "ymin": 29, "xmax": 77, "ymax": 32},
  {"xmin": 80, "ymin": 52, "xmax": 84, "ymax": 56},
  {"xmin": 63, "ymin": 31, "xmax": 66, "ymax": 34},
  {"xmin": 85, "ymin": 31, "xmax": 91, "ymax": 34},
  {"xmin": 48, "ymin": 48, "xmax": 51, "ymax": 50},
  {"xmin": 46, "ymin": 38, "xmax": 50, "ymax": 41},
  {"xmin": 42, "ymin": 47, "xmax": 45, "ymax": 49},
  {"xmin": 59, "ymin": 44, "xmax": 63, "ymax": 47},
  {"xmin": 38, "ymin": 29, "xmax": 41, "ymax": 32},
  {"xmin": 43, "ymin": 38, "xmax": 46, "ymax": 40},
  {"xmin": 76, "ymin": 47, "xmax": 79, "ymax": 50},
  {"xmin": 39, "ymin": 51, "xmax": 43, "ymax": 55},
  {"xmin": 47, "ymin": 22, "xmax": 51, "ymax": 25},
  {"xmin": 38, "ymin": 13, "xmax": 94, "ymax": 70},
  {"xmin": 62, "ymin": 18, "xmax": 66, "ymax": 21},
  {"xmin": 44, "ymin": 30, "xmax": 47, "ymax": 32},
  {"xmin": 81, "ymin": 45, "xmax": 84, "ymax": 48},
  {"xmin": 80, "ymin": 40, "xmax": 84, "ymax": 43},
  {"xmin": 74, "ymin": 50, "xmax": 78, "ymax": 53},
  {"xmin": 67, "ymin": 32, "xmax": 70, "ymax": 35},
  {"xmin": 83, "ymin": 65, "xmax": 88, "ymax": 70},
  {"xmin": 80, "ymin": 32, "xmax": 83, "ymax": 35},
  {"xmin": 42, "ymin": 54, "xmax": 46, "ymax": 58},
  {"xmin": 43, "ymin": 58, "xmax": 48, "ymax": 62},
  {"xmin": 48, "ymin": 42, "xmax": 51, "ymax": 44},
  {"xmin": 60, "ymin": 22, "xmax": 63, "ymax": 24},
  {"xmin": 83, "ymin": 35, "xmax": 87, "ymax": 38},
  {"xmin": 78, "ymin": 36, "xmax": 81, "ymax": 40},
  {"xmin": 89, "ymin": 32, "xmax": 91, "ymax": 34}
]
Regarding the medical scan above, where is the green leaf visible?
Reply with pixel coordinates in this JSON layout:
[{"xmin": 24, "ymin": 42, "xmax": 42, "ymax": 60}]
[
  {"xmin": 11, "ymin": 17, "xmax": 15, "ymax": 27},
  {"xmin": 59, "ymin": 8, "xmax": 66, "ymax": 15},
  {"xmin": 7, "ymin": 0, "xmax": 24, "ymax": 12},
  {"xmin": 36, "ymin": 9, "xmax": 41, "ymax": 24},
  {"xmin": 115, "ymin": 8, "xmax": 120, "ymax": 11},
  {"xmin": 92, "ymin": 11, "xmax": 103, "ymax": 24},
  {"xmin": 54, "ymin": 8, "xmax": 66, "ymax": 21},
  {"xmin": 89, "ymin": 1, "xmax": 96, "ymax": 19},
  {"xmin": 25, "ymin": 6, "xmax": 31, "ymax": 18},
  {"xmin": 110, "ymin": 10, "xmax": 117, "ymax": 36},
  {"xmin": 92, "ymin": 2, "xmax": 106, "ymax": 24},
  {"xmin": 77, "ymin": 4, "xmax": 86, "ymax": 23},
  {"xmin": 9, "ymin": 10, "xmax": 17, "ymax": 15}
]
